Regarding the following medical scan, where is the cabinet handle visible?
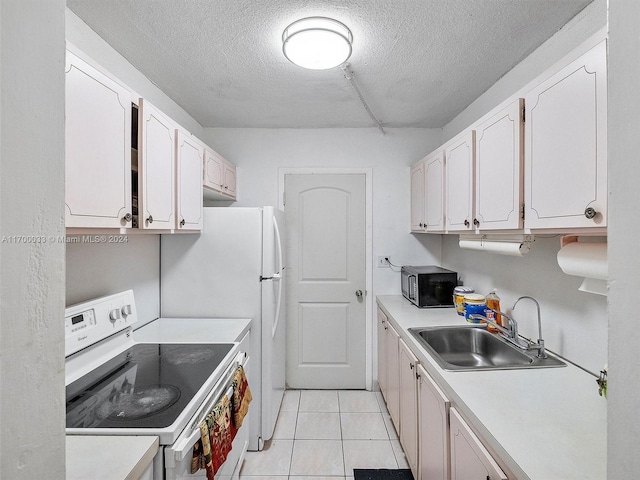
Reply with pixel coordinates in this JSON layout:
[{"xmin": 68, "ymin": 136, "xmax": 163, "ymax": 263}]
[
  {"xmin": 584, "ymin": 207, "xmax": 597, "ymax": 219},
  {"xmin": 464, "ymin": 219, "xmax": 470, "ymax": 227},
  {"xmin": 147, "ymin": 215, "xmax": 153, "ymax": 224},
  {"xmin": 473, "ymin": 218, "xmax": 480, "ymax": 227},
  {"xmin": 123, "ymin": 213, "xmax": 132, "ymax": 222},
  {"xmin": 180, "ymin": 219, "xmax": 186, "ymax": 227}
]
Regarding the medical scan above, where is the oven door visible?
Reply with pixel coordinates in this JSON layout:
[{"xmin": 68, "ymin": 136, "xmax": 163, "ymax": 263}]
[{"xmin": 163, "ymin": 351, "xmax": 250, "ymax": 480}]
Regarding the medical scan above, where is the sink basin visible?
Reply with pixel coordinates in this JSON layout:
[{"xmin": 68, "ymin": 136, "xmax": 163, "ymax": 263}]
[{"xmin": 408, "ymin": 326, "xmax": 566, "ymax": 371}]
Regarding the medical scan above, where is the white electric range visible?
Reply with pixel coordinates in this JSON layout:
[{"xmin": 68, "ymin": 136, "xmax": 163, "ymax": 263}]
[{"xmin": 65, "ymin": 290, "xmax": 251, "ymax": 480}]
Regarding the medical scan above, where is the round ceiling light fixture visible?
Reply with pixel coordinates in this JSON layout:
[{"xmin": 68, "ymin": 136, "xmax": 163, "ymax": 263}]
[{"xmin": 282, "ymin": 17, "xmax": 353, "ymax": 70}]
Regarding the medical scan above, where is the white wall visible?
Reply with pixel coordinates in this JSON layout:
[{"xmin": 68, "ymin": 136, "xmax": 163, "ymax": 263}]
[
  {"xmin": 64, "ymin": 9, "xmax": 204, "ymax": 322},
  {"xmin": 201, "ymin": 127, "xmax": 444, "ymax": 295},
  {"xmin": 607, "ymin": 0, "xmax": 640, "ymax": 476},
  {"xmin": 0, "ymin": 0, "xmax": 66, "ymax": 478}
]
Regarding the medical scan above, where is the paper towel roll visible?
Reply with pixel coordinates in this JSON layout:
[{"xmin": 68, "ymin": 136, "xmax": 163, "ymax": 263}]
[
  {"xmin": 557, "ymin": 242, "xmax": 608, "ymax": 280},
  {"xmin": 459, "ymin": 240, "xmax": 529, "ymax": 256}
]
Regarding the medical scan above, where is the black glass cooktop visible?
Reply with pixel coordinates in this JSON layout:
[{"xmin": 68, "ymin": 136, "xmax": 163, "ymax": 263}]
[{"xmin": 66, "ymin": 343, "xmax": 234, "ymax": 429}]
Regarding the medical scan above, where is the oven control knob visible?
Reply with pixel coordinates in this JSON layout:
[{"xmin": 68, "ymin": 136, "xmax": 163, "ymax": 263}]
[
  {"xmin": 109, "ymin": 308, "xmax": 121, "ymax": 323},
  {"xmin": 121, "ymin": 304, "xmax": 133, "ymax": 319}
]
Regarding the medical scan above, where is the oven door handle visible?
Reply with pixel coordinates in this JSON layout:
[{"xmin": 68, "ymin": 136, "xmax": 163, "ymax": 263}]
[{"xmin": 167, "ymin": 351, "xmax": 247, "ymax": 465}]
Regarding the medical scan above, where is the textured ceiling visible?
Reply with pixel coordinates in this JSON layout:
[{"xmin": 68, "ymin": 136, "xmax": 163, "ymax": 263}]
[{"xmin": 67, "ymin": 0, "xmax": 592, "ymax": 128}]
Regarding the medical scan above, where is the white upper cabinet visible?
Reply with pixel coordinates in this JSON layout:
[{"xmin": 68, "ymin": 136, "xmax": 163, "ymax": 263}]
[
  {"xmin": 223, "ymin": 162, "xmax": 237, "ymax": 198},
  {"xmin": 410, "ymin": 160, "xmax": 426, "ymax": 232},
  {"xmin": 425, "ymin": 151, "xmax": 446, "ymax": 232},
  {"xmin": 65, "ymin": 50, "xmax": 133, "ymax": 228},
  {"xmin": 474, "ymin": 98, "xmax": 524, "ymax": 231},
  {"xmin": 204, "ymin": 148, "xmax": 237, "ymax": 201},
  {"xmin": 176, "ymin": 130, "xmax": 204, "ymax": 231},
  {"xmin": 524, "ymin": 39, "xmax": 607, "ymax": 231},
  {"xmin": 445, "ymin": 131, "xmax": 475, "ymax": 232},
  {"xmin": 138, "ymin": 99, "xmax": 175, "ymax": 230}
]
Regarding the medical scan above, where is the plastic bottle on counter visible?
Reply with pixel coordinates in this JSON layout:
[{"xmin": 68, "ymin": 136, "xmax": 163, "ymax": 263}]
[{"xmin": 485, "ymin": 290, "xmax": 501, "ymax": 333}]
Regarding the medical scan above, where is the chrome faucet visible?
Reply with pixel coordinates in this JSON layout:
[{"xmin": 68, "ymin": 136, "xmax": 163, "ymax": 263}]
[
  {"xmin": 469, "ymin": 295, "xmax": 547, "ymax": 359},
  {"xmin": 512, "ymin": 296, "xmax": 547, "ymax": 358}
]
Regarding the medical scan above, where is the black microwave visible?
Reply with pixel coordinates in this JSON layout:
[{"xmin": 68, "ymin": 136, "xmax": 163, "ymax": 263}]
[{"xmin": 401, "ymin": 266, "xmax": 457, "ymax": 308}]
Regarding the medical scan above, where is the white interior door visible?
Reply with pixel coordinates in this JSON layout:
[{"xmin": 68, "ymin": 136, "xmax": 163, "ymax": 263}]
[{"xmin": 285, "ymin": 174, "xmax": 366, "ymax": 389}]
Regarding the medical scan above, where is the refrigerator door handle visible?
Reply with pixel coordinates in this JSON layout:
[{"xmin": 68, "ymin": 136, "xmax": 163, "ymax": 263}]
[{"xmin": 272, "ymin": 218, "xmax": 284, "ymax": 338}]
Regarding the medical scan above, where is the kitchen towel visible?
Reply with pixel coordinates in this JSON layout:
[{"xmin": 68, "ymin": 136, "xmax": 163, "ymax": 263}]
[
  {"xmin": 231, "ymin": 364, "xmax": 252, "ymax": 428},
  {"xmin": 191, "ymin": 394, "xmax": 238, "ymax": 479}
]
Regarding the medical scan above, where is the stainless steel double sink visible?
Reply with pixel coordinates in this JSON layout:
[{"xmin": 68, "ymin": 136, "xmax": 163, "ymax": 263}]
[{"xmin": 409, "ymin": 325, "xmax": 566, "ymax": 371}]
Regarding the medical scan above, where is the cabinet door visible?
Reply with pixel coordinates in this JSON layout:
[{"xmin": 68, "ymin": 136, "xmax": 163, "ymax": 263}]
[
  {"xmin": 385, "ymin": 322, "xmax": 401, "ymax": 433},
  {"xmin": 399, "ymin": 339, "xmax": 419, "ymax": 479},
  {"xmin": 138, "ymin": 99, "xmax": 175, "ymax": 230},
  {"xmin": 65, "ymin": 51, "xmax": 132, "ymax": 228},
  {"xmin": 410, "ymin": 161, "xmax": 426, "ymax": 232},
  {"xmin": 204, "ymin": 149, "xmax": 225, "ymax": 193},
  {"xmin": 445, "ymin": 131, "xmax": 475, "ymax": 232},
  {"xmin": 175, "ymin": 130, "xmax": 203, "ymax": 231},
  {"xmin": 524, "ymin": 39, "xmax": 607, "ymax": 230},
  {"xmin": 475, "ymin": 99, "xmax": 524, "ymax": 231},
  {"xmin": 450, "ymin": 407, "xmax": 507, "ymax": 480},
  {"xmin": 424, "ymin": 151, "xmax": 445, "ymax": 232},
  {"xmin": 223, "ymin": 162, "xmax": 237, "ymax": 198},
  {"xmin": 417, "ymin": 364, "xmax": 450, "ymax": 480},
  {"xmin": 377, "ymin": 307, "xmax": 388, "ymax": 396}
]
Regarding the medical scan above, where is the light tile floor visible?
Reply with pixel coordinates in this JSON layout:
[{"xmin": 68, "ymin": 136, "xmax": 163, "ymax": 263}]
[{"xmin": 240, "ymin": 390, "xmax": 409, "ymax": 480}]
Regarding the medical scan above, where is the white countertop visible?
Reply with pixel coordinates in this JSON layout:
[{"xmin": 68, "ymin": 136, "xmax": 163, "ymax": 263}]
[
  {"xmin": 377, "ymin": 295, "xmax": 607, "ymax": 480},
  {"xmin": 66, "ymin": 435, "xmax": 158, "ymax": 480},
  {"xmin": 133, "ymin": 317, "xmax": 251, "ymax": 343}
]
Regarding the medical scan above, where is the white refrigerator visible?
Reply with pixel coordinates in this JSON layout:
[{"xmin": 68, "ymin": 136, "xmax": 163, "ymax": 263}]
[{"xmin": 159, "ymin": 206, "xmax": 286, "ymax": 451}]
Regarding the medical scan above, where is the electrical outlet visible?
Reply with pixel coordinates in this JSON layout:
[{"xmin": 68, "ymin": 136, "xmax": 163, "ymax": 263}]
[{"xmin": 377, "ymin": 255, "xmax": 390, "ymax": 268}]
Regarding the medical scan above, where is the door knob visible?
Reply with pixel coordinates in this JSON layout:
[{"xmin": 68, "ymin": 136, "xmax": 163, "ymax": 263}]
[
  {"xmin": 147, "ymin": 215, "xmax": 153, "ymax": 224},
  {"xmin": 584, "ymin": 207, "xmax": 597, "ymax": 219},
  {"xmin": 355, "ymin": 290, "xmax": 363, "ymax": 298}
]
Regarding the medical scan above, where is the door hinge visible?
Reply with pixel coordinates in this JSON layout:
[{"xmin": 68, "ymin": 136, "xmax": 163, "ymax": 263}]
[
  {"xmin": 282, "ymin": 191, "xmax": 286, "ymax": 206},
  {"xmin": 522, "ymin": 105, "xmax": 526, "ymax": 123},
  {"xmin": 520, "ymin": 202, "xmax": 525, "ymax": 220}
]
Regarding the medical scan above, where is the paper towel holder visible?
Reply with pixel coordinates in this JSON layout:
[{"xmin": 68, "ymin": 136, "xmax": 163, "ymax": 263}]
[
  {"xmin": 459, "ymin": 234, "xmax": 534, "ymax": 256},
  {"xmin": 557, "ymin": 235, "xmax": 608, "ymax": 296}
]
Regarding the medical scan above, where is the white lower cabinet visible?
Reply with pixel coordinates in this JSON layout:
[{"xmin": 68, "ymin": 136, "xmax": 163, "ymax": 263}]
[
  {"xmin": 399, "ymin": 339, "xmax": 419, "ymax": 479},
  {"xmin": 449, "ymin": 407, "xmax": 507, "ymax": 480},
  {"xmin": 417, "ymin": 364, "xmax": 450, "ymax": 480},
  {"xmin": 385, "ymin": 322, "xmax": 401, "ymax": 433},
  {"xmin": 377, "ymin": 311, "xmax": 509, "ymax": 480},
  {"xmin": 377, "ymin": 307, "xmax": 388, "ymax": 396}
]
